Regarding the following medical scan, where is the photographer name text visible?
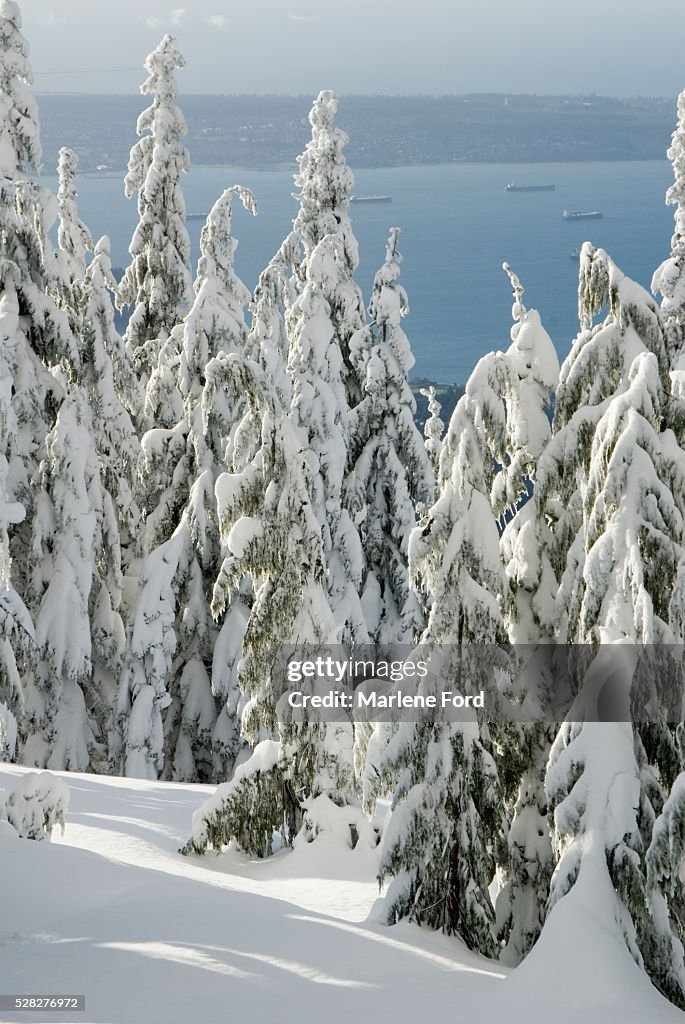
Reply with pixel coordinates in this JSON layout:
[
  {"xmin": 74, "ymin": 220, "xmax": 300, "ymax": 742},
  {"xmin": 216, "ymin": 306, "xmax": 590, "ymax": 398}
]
[{"xmin": 286, "ymin": 690, "xmax": 485, "ymax": 710}]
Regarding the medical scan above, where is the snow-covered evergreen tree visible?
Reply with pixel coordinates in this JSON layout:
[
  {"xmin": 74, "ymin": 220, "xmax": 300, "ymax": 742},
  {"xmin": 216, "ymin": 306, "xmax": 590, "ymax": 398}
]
[
  {"xmin": 0, "ymin": 0, "xmax": 39, "ymax": 179},
  {"xmin": 140, "ymin": 186, "xmax": 257, "ymax": 554},
  {"xmin": 117, "ymin": 34, "xmax": 193, "ymax": 393},
  {"xmin": 116, "ymin": 188, "xmax": 257, "ymax": 782},
  {"xmin": 496, "ymin": 263, "xmax": 560, "ymax": 641},
  {"xmin": 54, "ymin": 147, "xmax": 91, "ymax": 296},
  {"xmin": 537, "ymin": 244, "xmax": 673, "ymax": 643},
  {"xmin": 646, "ymin": 738, "xmax": 685, "ymax": 1007},
  {"xmin": 82, "ymin": 236, "xmax": 142, "ymax": 564},
  {"xmin": 23, "ymin": 391, "xmax": 108, "ymax": 770},
  {"xmin": 27, "ymin": 156, "xmax": 140, "ymax": 770},
  {"xmin": 578, "ymin": 352, "xmax": 684, "ymax": 642},
  {"xmin": 0, "ymin": 769, "xmax": 68, "ymax": 840},
  {"xmin": 52, "ymin": 151, "xmax": 140, "ymax": 543},
  {"xmin": 532, "ymin": 244, "xmax": 685, "ymax": 1003},
  {"xmin": 207, "ymin": 355, "xmax": 333, "ymax": 732},
  {"xmin": 0, "ymin": 452, "xmax": 32, "ymax": 760},
  {"xmin": 0, "ymin": 2, "xmax": 104, "ymax": 769},
  {"xmin": 249, "ymin": 236, "xmax": 296, "ymax": 412},
  {"xmin": 547, "ymin": 643, "xmax": 685, "ymax": 1009},
  {"xmin": 77, "ymin": 239, "xmax": 140, "ymax": 724},
  {"xmin": 0, "ymin": 242, "xmax": 34, "ymax": 758},
  {"xmin": 539, "ymin": 246, "xmax": 677, "ymax": 645},
  {"xmin": 287, "ymin": 232, "xmax": 366, "ymax": 643},
  {"xmin": 653, "ymin": 87, "xmax": 685, "ymax": 384},
  {"xmin": 183, "ymin": 352, "xmax": 345, "ymax": 853},
  {"xmin": 286, "ymin": 92, "xmax": 367, "ymax": 644},
  {"xmin": 560, "ymin": 343, "xmax": 685, "ymax": 998},
  {"xmin": 378, "ymin": 264, "xmax": 560, "ymax": 957},
  {"xmin": 290, "ymin": 90, "xmax": 365, "ymax": 401},
  {"xmin": 378, "ymin": 358, "xmax": 509, "ymax": 955},
  {"xmin": 345, "ymin": 230, "xmax": 434, "ymax": 811},
  {"xmin": 0, "ymin": 3, "xmax": 75, "ymax": 544},
  {"xmin": 419, "ymin": 386, "xmax": 444, "ymax": 478},
  {"xmin": 348, "ymin": 228, "xmax": 434, "ymax": 645},
  {"xmin": 176, "ymin": 186, "xmax": 258, "ymax": 780},
  {"xmin": 491, "ymin": 266, "xmax": 560, "ymax": 965},
  {"xmin": 85, "ymin": 237, "xmax": 143, "ymax": 424}
]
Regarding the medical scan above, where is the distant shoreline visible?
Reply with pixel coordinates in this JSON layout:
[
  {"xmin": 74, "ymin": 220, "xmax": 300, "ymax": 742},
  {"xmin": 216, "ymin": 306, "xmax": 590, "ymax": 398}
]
[
  {"xmin": 34, "ymin": 91, "xmax": 675, "ymax": 100},
  {"xmin": 37, "ymin": 93, "xmax": 676, "ymax": 176},
  {"xmin": 73, "ymin": 157, "xmax": 670, "ymax": 180}
]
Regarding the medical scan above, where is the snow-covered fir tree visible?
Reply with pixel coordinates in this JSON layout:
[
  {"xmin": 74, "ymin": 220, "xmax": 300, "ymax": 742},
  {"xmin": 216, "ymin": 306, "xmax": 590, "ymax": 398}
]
[
  {"xmin": 54, "ymin": 147, "xmax": 91, "ymax": 297},
  {"xmin": 537, "ymin": 244, "xmax": 672, "ymax": 644},
  {"xmin": 183, "ymin": 352, "xmax": 344, "ymax": 854},
  {"xmin": 116, "ymin": 187, "xmax": 258, "ymax": 782},
  {"xmin": 563, "ymin": 346, "xmax": 685, "ymax": 1000},
  {"xmin": 345, "ymin": 229, "xmax": 434, "ymax": 810},
  {"xmin": 23, "ymin": 390, "xmax": 115, "ymax": 770},
  {"xmin": 140, "ymin": 186, "xmax": 257, "ymax": 554},
  {"xmin": 182, "ymin": 93, "xmax": 376, "ymax": 816},
  {"xmin": 0, "ymin": 0, "xmax": 39, "ymax": 179},
  {"xmin": 287, "ymin": 232, "xmax": 366, "ymax": 643},
  {"xmin": 419, "ymin": 385, "xmax": 444, "ymax": 478},
  {"xmin": 378, "ymin": 359, "xmax": 510, "ymax": 955},
  {"xmin": 117, "ymin": 34, "xmax": 193, "ymax": 394},
  {"xmin": 0, "ymin": 768, "xmax": 69, "ymax": 840},
  {"xmin": 539, "ymin": 245, "xmax": 676, "ymax": 644},
  {"xmin": 0, "ymin": 0, "xmax": 75, "ymax": 533},
  {"xmin": 577, "ymin": 350, "xmax": 684, "ymax": 642},
  {"xmin": 286, "ymin": 92, "xmax": 367, "ymax": 644},
  {"xmin": 0, "ymin": 3, "xmax": 40, "ymax": 747},
  {"xmin": 52, "ymin": 149, "xmax": 140, "ymax": 524},
  {"xmin": 653, "ymin": 86, "xmax": 685, "ymax": 385},
  {"xmin": 646, "ymin": 731, "xmax": 685, "ymax": 1006},
  {"xmin": 348, "ymin": 228, "xmax": 434, "ymax": 645},
  {"xmin": 0, "ymin": 151, "xmax": 34, "ymax": 756},
  {"xmin": 496, "ymin": 262, "xmax": 560, "ymax": 643},
  {"xmin": 491, "ymin": 265, "xmax": 559, "ymax": 965},
  {"xmin": 533, "ymin": 244, "xmax": 685, "ymax": 1004},
  {"xmin": 249, "ymin": 235, "xmax": 296, "ymax": 413},
  {"xmin": 78, "ymin": 235, "xmax": 141, "ymax": 715},
  {"xmin": 81, "ymin": 235, "xmax": 142, "ymax": 564},
  {"xmin": 0, "ymin": 2, "xmax": 100, "ymax": 766},
  {"xmin": 378, "ymin": 264, "xmax": 559, "ymax": 957},
  {"xmin": 16, "ymin": 139, "xmax": 141, "ymax": 773},
  {"xmin": 290, "ymin": 90, "xmax": 365, "ymax": 402},
  {"xmin": 85, "ymin": 236, "xmax": 143, "ymax": 426},
  {"xmin": 0, "ymin": 447, "xmax": 32, "ymax": 761},
  {"xmin": 546, "ymin": 642, "xmax": 685, "ymax": 1009}
]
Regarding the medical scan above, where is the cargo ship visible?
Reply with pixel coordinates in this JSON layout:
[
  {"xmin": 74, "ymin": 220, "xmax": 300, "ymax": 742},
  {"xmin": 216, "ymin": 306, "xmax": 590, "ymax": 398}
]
[
  {"xmin": 350, "ymin": 194, "xmax": 392, "ymax": 203},
  {"xmin": 505, "ymin": 183, "xmax": 555, "ymax": 192},
  {"xmin": 562, "ymin": 209, "xmax": 603, "ymax": 220}
]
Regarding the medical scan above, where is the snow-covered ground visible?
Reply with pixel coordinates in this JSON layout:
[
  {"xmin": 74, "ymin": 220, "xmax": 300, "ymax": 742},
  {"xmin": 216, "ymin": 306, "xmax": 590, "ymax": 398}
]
[{"xmin": 0, "ymin": 764, "xmax": 681, "ymax": 1024}]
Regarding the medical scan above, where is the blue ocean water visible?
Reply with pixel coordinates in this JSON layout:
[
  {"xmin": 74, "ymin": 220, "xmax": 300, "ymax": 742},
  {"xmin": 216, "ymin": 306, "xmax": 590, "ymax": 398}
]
[{"xmin": 45, "ymin": 161, "xmax": 676, "ymax": 385}]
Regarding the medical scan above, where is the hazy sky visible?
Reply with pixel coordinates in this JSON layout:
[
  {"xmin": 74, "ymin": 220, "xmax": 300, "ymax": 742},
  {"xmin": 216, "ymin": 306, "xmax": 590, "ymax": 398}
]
[{"xmin": 24, "ymin": 0, "xmax": 685, "ymax": 98}]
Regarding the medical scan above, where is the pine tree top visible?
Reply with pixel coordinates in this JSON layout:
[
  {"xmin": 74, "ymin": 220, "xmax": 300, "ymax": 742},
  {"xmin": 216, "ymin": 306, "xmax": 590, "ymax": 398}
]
[
  {"xmin": 140, "ymin": 34, "xmax": 185, "ymax": 106},
  {"xmin": 664, "ymin": 88, "xmax": 685, "ymax": 257},
  {"xmin": 0, "ymin": 0, "xmax": 40, "ymax": 177}
]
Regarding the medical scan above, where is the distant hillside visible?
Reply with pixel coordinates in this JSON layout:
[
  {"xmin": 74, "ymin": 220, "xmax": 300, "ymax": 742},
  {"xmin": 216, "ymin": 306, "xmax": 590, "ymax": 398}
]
[{"xmin": 35, "ymin": 93, "xmax": 676, "ymax": 174}]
